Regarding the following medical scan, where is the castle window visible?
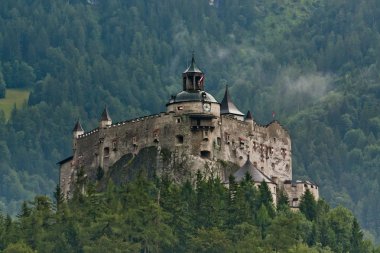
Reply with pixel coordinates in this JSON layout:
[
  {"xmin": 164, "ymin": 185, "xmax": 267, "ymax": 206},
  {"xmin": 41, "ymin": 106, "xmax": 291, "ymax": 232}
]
[
  {"xmin": 200, "ymin": 150, "xmax": 211, "ymax": 159},
  {"xmin": 292, "ymin": 198, "xmax": 298, "ymax": 207},
  {"xmin": 304, "ymin": 184, "xmax": 307, "ymax": 188},
  {"xmin": 176, "ymin": 135, "xmax": 184, "ymax": 144},
  {"xmin": 225, "ymin": 132, "xmax": 230, "ymax": 144},
  {"xmin": 153, "ymin": 129, "xmax": 160, "ymax": 142},
  {"xmin": 203, "ymin": 130, "xmax": 209, "ymax": 141},
  {"xmin": 281, "ymin": 148, "xmax": 286, "ymax": 157},
  {"xmin": 133, "ymin": 136, "xmax": 138, "ymax": 147},
  {"xmin": 217, "ymin": 137, "xmax": 221, "ymax": 146},
  {"xmin": 177, "ymin": 106, "xmax": 183, "ymax": 110},
  {"xmin": 112, "ymin": 140, "xmax": 118, "ymax": 151},
  {"xmin": 104, "ymin": 147, "xmax": 110, "ymax": 157},
  {"xmin": 176, "ymin": 118, "xmax": 181, "ymax": 123},
  {"xmin": 273, "ymin": 138, "xmax": 276, "ymax": 143}
]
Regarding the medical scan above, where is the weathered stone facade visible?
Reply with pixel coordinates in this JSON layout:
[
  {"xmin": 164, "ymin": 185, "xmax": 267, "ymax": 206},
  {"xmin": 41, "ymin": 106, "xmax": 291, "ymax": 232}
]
[{"xmin": 59, "ymin": 56, "xmax": 318, "ymax": 206}]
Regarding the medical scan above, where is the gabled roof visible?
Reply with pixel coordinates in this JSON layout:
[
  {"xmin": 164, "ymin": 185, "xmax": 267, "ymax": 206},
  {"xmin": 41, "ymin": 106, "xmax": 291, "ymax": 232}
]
[
  {"xmin": 220, "ymin": 85, "xmax": 244, "ymax": 116},
  {"xmin": 183, "ymin": 54, "xmax": 202, "ymax": 73},
  {"xmin": 233, "ymin": 158, "xmax": 273, "ymax": 183},
  {"xmin": 246, "ymin": 110, "xmax": 253, "ymax": 120},
  {"xmin": 72, "ymin": 119, "xmax": 84, "ymax": 132},
  {"xmin": 100, "ymin": 106, "xmax": 111, "ymax": 121}
]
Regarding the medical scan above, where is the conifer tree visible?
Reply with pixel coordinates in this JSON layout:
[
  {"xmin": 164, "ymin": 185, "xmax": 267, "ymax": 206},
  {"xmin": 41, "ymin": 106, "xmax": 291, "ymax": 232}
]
[{"xmin": 299, "ymin": 189, "xmax": 317, "ymax": 221}]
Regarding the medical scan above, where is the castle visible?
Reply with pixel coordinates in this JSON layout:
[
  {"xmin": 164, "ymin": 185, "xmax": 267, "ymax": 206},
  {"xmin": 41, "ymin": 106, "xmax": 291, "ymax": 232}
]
[{"xmin": 58, "ymin": 55, "xmax": 319, "ymax": 207}]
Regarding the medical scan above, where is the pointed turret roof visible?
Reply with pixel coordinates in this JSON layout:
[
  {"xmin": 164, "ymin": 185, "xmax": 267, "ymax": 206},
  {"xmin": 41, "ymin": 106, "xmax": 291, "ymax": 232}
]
[
  {"xmin": 220, "ymin": 85, "xmax": 244, "ymax": 116},
  {"xmin": 183, "ymin": 53, "xmax": 202, "ymax": 73},
  {"xmin": 72, "ymin": 119, "xmax": 84, "ymax": 132},
  {"xmin": 246, "ymin": 110, "xmax": 253, "ymax": 120},
  {"xmin": 100, "ymin": 106, "xmax": 111, "ymax": 121},
  {"xmin": 233, "ymin": 157, "xmax": 273, "ymax": 183}
]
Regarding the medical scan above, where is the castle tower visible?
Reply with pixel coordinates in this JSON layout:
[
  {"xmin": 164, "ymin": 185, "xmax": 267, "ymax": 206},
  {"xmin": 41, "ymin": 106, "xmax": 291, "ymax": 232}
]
[
  {"xmin": 245, "ymin": 110, "xmax": 253, "ymax": 122},
  {"xmin": 220, "ymin": 85, "xmax": 244, "ymax": 120},
  {"xmin": 245, "ymin": 110, "xmax": 254, "ymax": 133},
  {"xmin": 182, "ymin": 54, "xmax": 205, "ymax": 91},
  {"xmin": 100, "ymin": 106, "xmax": 112, "ymax": 128},
  {"xmin": 72, "ymin": 119, "xmax": 84, "ymax": 139},
  {"xmin": 166, "ymin": 55, "xmax": 219, "ymax": 117},
  {"xmin": 72, "ymin": 119, "xmax": 84, "ymax": 152}
]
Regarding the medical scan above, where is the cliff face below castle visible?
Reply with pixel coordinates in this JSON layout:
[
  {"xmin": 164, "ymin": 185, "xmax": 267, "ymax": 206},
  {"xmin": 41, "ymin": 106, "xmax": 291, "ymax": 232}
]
[{"xmin": 99, "ymin": 146, "xmax": 239, "ymax": 190}]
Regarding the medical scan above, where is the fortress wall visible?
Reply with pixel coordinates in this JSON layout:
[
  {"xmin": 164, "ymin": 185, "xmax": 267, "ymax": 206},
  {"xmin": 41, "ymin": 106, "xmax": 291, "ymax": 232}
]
[
  {"xmin": 219, "ymin": 116, "xmax": 251, "ymax": 165},
  {"xmin": 73, "ymin": 113, "xmax": 200, "ymax": 180},
  {"xmin": 220, "ymin": 116, "xmax": 292, "ymax": 181},
  {"xmin": 59, "ymin": 160, "xmax": 74, "ymax": 199}
]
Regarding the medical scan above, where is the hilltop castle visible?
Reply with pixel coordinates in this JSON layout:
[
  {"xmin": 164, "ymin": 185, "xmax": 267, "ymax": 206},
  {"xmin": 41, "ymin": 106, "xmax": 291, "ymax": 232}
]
[{"xmin": 58, "ymin": 55, "xmax": 319, "ymax": 207}]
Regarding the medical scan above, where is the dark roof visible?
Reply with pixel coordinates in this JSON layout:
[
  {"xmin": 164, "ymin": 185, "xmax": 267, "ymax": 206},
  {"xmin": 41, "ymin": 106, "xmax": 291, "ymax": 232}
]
[
  {"xmin": 100, "ymin": 106, "xmax": 111, "ymax": 121},
  {"xmin": 233, "ymin": 158, "xmax": 273, "ymax": 183},
  {"xmin": 246, "ymin": 110, "xmax": 253, "ymax": 120},
  {"xmin": 167, "ymin": 90, "xmax": 217, "ymax": 104},
  {"xmin": 220, "ymin": 86, "xmax": 244, "ymax": 116},
  {"xmin": 183, "ymin": 54, "xmax": 202, "ymax": 73},
  {"xmin": 57, "ymin": 156, "xmax": 73, "ymax": 165},
  {"xmin": 72, "ymin": 119, "xmax": 84, "ymax": 132}
]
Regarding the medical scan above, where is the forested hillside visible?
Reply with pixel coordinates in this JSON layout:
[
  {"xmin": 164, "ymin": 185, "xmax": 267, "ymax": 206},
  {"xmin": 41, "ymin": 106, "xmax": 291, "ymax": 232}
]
[{"xmin": 1, "ymin": 0, "xmax": 380, "ymax": 241}]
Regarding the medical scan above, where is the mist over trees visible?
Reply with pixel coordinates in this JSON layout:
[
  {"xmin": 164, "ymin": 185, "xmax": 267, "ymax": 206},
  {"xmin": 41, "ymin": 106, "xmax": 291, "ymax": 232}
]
[{"xmin": 0, "ymin": 0, "xmax": 380, "ymax": 242}]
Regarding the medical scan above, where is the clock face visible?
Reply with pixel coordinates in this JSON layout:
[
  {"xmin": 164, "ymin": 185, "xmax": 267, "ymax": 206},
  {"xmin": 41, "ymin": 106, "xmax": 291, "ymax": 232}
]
[{"xmin": 203, "ymin": 103, "xmax": 211, "ymax": 112}]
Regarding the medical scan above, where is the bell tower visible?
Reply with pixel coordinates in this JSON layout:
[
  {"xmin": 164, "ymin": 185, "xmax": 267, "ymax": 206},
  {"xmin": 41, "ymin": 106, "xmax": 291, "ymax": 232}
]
[{"xmin": 182, "ymin": 54, "xmax": 205, "ymax": 91}]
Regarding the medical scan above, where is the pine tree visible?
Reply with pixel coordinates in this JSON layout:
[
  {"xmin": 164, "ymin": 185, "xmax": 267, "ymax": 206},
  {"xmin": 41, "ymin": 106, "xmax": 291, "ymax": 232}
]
[{"xmin": 299, "ymin": 189, "xmax": 317, "ymax": 221}]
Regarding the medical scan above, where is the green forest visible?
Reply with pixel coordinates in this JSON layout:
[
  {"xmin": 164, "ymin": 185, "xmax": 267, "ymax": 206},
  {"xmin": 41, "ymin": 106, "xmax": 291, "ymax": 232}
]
[
  {"xmin": 1, "ymin": 0, "xmax": 380, "ymax": 245},
  {"xmin": 0, "ymin": 173, "xmax": 377, "ymax": 252}
]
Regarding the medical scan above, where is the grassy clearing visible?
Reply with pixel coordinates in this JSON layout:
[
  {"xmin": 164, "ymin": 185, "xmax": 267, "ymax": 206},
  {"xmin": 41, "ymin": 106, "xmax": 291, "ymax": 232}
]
[{"xmin": 0, "ymin": 89, "xmax": 30, "ymax": 120}]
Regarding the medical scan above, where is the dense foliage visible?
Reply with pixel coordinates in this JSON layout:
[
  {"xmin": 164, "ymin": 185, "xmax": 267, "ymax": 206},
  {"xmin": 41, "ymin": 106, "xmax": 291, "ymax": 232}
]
[
  {"xmin": 0, "ymin": 173, "xmax": 376, "ymax": 252},
  {"xmin": 0, "ymin": 0, "xmax": 380, "ymax": 242}
]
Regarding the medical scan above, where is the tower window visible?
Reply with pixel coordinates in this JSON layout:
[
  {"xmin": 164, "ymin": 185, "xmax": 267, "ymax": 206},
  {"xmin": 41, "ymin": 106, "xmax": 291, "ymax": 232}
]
[{"xmin": 176, "ymin": 135, "xmax": 184, "ymax": 144}]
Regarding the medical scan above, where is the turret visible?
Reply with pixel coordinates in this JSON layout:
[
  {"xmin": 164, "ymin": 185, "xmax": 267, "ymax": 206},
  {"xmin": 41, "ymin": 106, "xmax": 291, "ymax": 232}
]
[
  {"xmin": 182, "ymin": 54, "xmax": 205, "ymax": 91},
  {"xmin": 220, "ymin": 85, "xmax": 244, "ymax": 120},
  {"xmin": 72, "ymin": 119, "xmax": 84, "ymax": 139},
  {"xmin": 245, "ymin": 110, "xmax": 253, "ymax": 122},
  {"xmin": 245, "ymin": 110, "xmax": 254, "ymax": 133},
  {"xmin": 100, "ymin": 106, "xmax": 112, "ymax": 128}
]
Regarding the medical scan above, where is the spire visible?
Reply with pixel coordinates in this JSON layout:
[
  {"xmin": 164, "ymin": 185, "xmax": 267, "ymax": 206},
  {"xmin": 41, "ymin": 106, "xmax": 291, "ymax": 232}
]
[
  {"xmin": 72, "ymin": 119, "xmax": 84, "ymax": 139},
  {"xmin": 220, "ymin": 85, "xmax": 244, "ymax": 117},
  {"xmin": 246, "ymin": 110, "xmax": 253, "ymax": 120},
  {"xmin": 100, "ymin": 106, "xmax": 111, "ymax": 121},
  {"xmin": 72, "ymin": 119, "xmax": 84, "ymax": 132},
  {"xmin": 183, "ymin": 52, "xmax": 202, "ymax": 73},
  {"xmin": 100, "ymin": 106, "xmax": 112, "ymax": 127}
]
